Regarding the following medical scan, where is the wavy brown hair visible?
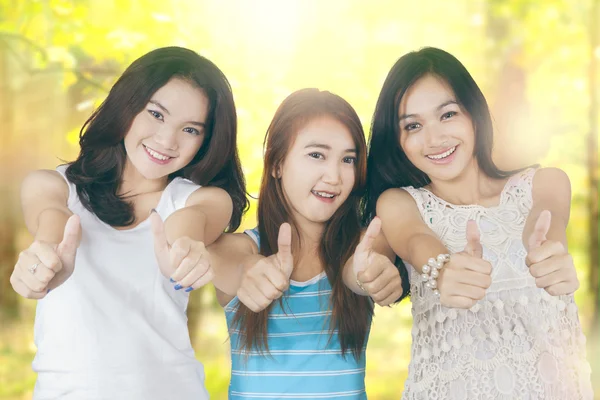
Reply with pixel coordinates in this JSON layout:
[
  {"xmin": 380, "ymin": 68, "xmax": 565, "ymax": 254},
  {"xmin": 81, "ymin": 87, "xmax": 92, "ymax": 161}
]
[{"xmin": 231, "ymin": 88, "xmax": 373, "ymax": 359}]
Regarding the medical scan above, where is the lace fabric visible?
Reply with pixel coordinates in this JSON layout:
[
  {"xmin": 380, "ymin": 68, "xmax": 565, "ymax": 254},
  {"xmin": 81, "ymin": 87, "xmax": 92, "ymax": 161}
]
[{"xmin": 401, "ymin": 169, "xmax": 593, "ymax": 400}]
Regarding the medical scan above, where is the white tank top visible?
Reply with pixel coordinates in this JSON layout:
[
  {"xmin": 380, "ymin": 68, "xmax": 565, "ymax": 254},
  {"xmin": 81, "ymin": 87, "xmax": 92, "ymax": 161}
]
[{"xmin": 31, "ymin": 165, "xmax": 209, "ymax": 400}]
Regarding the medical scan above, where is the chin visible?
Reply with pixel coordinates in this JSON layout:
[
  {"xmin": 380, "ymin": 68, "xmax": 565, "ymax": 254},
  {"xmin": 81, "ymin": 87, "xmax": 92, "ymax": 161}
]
[
  {"xmin": 427, "ymin": 169, "xmax": 465, "ymax": 183},
  {"xmin": 310, "ymin": 213, "xmax": 336, "ymax": 224},
  {"xmin": 419, "ymin": 161, "xmax": 468, "ymax": 182},
  {"xmin": 133, "ymin": 161, "xmax": 174, "ymax": 181}
]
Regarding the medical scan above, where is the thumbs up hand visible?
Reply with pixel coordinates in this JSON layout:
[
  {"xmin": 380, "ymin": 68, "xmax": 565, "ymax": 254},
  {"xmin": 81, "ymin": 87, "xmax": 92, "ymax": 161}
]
[
  {"xmin": 353, "ymin": 218, "xmax": 403, "ymax": 306},
  {"xmin": 436, "ymin": 220, "xmax": 493, "ymax": 309},
  {"xmin": 464, "ymin": 220, "xmax": 484, "ymax": 258},
  {"xmin": 10, "ymin": 214, "xmax": 81, "ymax": 299},
  {"xmin": 237, "ymin": 223, "xmax": 294, "ymax": 312},
  {"xmin": 150, "ymin": 211, "xmax": 214, "ymax": 292},
  {"xmin": 526, "ymin": 210, "xmax": 579, "ymax": 296}
]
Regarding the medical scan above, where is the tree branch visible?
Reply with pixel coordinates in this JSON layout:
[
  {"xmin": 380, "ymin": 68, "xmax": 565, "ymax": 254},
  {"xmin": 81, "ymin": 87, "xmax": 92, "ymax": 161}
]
[
  {"xmin": 0, "ymin": 31, "xmax": 47, "ymax": 61},
  {"xmin": 0, "ymin": 33, "xmax": 114, "ymax": 92}
]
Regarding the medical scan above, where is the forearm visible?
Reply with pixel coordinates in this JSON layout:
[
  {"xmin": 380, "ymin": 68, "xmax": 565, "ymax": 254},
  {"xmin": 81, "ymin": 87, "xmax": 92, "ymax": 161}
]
[
  {"xmin": 212, "ymin": 252, "xmax": 264, "ymax": 297},
  {"xmin": 523, "ymin": 168, "xmax": 571, "ymax": 250},
  {"xmin": 164, "ymin": 207, "xmax": 208, "ymax": 245},
  {"xmin": 406, "ymin": 232, "xmax": 448, "ymax": 274},
  {"xmin": 207, "ymin": 231, "xmax": 263, "ymax": 297},
  {"xmin": 343, "ymin": 255, "xmax": 369, "ymax": 295},
  {"xmin": 165, "ymin": 203, "xmax": 233, "ymax": 247},
  {"xmin": 523, "ymin": 207, "xmax": 568, "ymax": 250},
  {"xmin": 32, "ymin": 208, "xmax": 73, "ymax": 244}
]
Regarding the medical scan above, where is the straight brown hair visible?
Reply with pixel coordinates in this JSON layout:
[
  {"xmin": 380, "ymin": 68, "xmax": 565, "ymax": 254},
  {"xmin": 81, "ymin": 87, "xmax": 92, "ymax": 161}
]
[{"xmin": 231, "ymin": 88, "xmax": 373, "ymax": 359}]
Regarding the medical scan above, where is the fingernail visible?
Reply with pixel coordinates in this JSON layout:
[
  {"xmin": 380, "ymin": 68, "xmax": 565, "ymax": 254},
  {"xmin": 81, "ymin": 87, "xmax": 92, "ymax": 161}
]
[
  {"xmin": 174, "ymin": 284, "xmax": 182, "ymax": 290},
  {"xmin": 169, "ymin": 278, "xmax": 176, "ymax": 283},
  {"xmin": 185, "ymin": 287, "xmax": 194, "ymax": 293}
]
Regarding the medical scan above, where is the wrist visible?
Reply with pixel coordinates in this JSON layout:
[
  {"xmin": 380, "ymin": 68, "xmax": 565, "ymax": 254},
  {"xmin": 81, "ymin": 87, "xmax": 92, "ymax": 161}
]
[{"xmin": 421, "ymin": 253, "xmax": 450, "ymax": 297}]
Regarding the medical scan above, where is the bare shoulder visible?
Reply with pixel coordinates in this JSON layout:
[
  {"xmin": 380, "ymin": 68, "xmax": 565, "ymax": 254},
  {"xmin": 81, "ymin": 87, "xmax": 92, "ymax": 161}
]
[
  {"xmin": 532, "ymin": 167, "xmax": 571, "ymax": 193},
  {"xmin": 186, "ymin": 186, "xmax": 233, "ymax": 208},
  {"xmin": 531, "ymin": 167, "xmax": 571, "ymax": 207},
  {"xmin": 374, "ymin": 186, "xmax": 439, "ymax": 260},
  {"xmin": 376, "ymin": 187, "xmax": 421, "ymax": 219},
  {"xmin": 22, "ymin": 169, "xmax": 69, "ymax": 200},
  {"xmin": 528, "ymin": 167, "xmax": 571, "ymax": 222},
  {"xmin": 378, "ymin": 187, "xmax": 414, "ymax": 204}
]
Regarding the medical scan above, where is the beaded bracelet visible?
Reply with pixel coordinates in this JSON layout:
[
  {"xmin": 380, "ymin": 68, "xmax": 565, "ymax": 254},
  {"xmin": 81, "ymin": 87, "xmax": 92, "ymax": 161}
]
[{"xmin": 421, "ymin": 253, "xmax": 450, "ymax": 297}]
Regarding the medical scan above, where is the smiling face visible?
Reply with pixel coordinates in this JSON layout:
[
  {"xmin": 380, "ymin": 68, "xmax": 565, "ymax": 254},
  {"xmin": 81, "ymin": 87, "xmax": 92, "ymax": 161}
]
[
  {"xmin": 398, "ymin": 74, "xmax": 476, "ymax": 183},
  {"xmin": 278, "ymin": 116, "xmax": 357, "ymax": 226},
  {"xmin": 123, "ymin": 77, "xmax": 209, "ymax": 182}
]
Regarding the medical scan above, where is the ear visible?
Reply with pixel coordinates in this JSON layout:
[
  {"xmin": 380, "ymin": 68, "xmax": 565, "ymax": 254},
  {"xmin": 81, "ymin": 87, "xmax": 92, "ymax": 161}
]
[{"xmin": 271, "ymin": 164, "xmax": 281, "ymax": 179}]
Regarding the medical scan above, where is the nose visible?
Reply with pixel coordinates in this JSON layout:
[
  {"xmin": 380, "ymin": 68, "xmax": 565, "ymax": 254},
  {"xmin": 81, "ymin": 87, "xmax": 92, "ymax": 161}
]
[
  {"xmin": 153, "ymin": 125, "xmax": 178, "ymax": 151},
  {"xmin": 423, "ymin": 122, "xmax": 450, "ymax": 149},
  {"xmin": 321, "ymin": 160, "xmax": 342, "ymax": 185}
]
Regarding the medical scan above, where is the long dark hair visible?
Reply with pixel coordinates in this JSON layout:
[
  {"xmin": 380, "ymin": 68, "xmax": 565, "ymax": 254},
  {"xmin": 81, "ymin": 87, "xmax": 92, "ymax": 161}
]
[
  {"xmin": 66, "ymin": 46, "xmax": 248, "ymax": 230},
  {"xmin": 364, "ymin": 47, "xmax": 521, "ymax": 224},
  {"xmin": 232, "ymin": 89, "xmax": 373, "ymax": 359}
]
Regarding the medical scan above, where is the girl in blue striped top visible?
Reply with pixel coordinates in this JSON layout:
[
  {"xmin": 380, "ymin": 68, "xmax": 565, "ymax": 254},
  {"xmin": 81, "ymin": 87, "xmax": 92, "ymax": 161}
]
[{"xmin": 208, "ymin": 89, "xmax": 406, "ymax": 399}]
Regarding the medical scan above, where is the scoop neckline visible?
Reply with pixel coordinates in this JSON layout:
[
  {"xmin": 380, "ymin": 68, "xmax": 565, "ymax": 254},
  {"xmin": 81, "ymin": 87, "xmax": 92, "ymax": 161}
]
[
  {"xmin": 96, "ymin": 177, "xmax": 179, "ymax": 233},
  {"xmin": 416, "ymin": 173, "xmax": 522, "ymax": 210},
  {"xmin": 290, "ymin": 271, "xmax": 327, "ymax": 287}
]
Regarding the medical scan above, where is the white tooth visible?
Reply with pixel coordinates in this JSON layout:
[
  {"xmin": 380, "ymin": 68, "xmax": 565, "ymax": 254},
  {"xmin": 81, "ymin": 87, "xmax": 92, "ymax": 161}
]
[
  {"xmin": 314, "ymin": 191, "xmax": 334, "ymax": 198},
  {"xmin": 428, "ymin": 146, "xmax": 455, "ymax": 160},
  {"xmin": 148, "ymin": 147, "xmax": 169, "ymax": 160}
]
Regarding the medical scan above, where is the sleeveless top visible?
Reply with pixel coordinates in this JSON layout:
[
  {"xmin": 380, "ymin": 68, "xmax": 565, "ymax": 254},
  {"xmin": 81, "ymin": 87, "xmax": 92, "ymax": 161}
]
[
  {"xmin": 223, "ymin": 228, "xmax": 369, "ymax": 399},
  {"xmin": 401, "ymin": 168, "xmax": 593, "ymax": 400},
  {"xmin": 31, "ymin": 165, "xmax": 209, "ymax": 400}
]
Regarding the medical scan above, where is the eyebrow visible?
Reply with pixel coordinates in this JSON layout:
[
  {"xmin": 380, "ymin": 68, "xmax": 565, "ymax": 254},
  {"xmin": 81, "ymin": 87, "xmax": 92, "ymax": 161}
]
[
  {"xmin": 398, "ymin": 100, "xmax": 459, "ymax": 121},
  {"xmin": 148, "ymin": 100, "xmax": 206, "ymax": 128},
  {"xmin": 305, "ymin": 142, "xmax": 357, "ymax": 153}
]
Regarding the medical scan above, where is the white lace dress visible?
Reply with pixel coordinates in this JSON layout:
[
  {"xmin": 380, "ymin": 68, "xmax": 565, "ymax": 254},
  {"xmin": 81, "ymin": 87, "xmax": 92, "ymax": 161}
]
[{"xmin": 401, "ymin": 168, "xmax": 593, "ymax": 400}]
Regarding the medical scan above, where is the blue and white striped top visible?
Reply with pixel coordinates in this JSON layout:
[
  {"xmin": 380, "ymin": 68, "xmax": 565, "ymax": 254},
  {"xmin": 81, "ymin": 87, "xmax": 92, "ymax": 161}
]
[{"xmin": 224, "ymin": 228, "xmax": 369, "ymax": 399}]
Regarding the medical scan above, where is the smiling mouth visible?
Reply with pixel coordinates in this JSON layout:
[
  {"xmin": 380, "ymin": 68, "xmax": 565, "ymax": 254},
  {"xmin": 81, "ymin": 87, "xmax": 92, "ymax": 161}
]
[
  {"xmin": 143, "ymin": 144, "xmax": 174, "ymax": 161},
  {"xmin": 426, "ymin": 145, "xmax": 457, "ymax": 160},
  {"xmin": 311, "ymin": 190, "xmax": 337, "ymax": 199}
]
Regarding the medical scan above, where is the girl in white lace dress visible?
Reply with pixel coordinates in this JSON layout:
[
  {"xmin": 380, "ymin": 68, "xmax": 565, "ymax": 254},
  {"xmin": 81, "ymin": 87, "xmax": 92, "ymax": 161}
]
[{"xmin": 364, "ymin": 47, "xmax": 593, "ymax": 399}]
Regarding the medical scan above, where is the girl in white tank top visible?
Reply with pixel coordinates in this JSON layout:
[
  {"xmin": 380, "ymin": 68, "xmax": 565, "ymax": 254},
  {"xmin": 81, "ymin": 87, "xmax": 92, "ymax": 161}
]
[
  {"xmin": 10, "ymin": 46, "xmax": 248, "ymax": 400},
  {"xmin": 365, "ymin": 47, "xmax": 593, "ymax": 399}
]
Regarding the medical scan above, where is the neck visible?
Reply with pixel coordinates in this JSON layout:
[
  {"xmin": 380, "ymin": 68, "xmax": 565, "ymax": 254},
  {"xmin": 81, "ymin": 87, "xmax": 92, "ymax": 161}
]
[
  {"xmin": 294, "ymin": 218, "xmax": 323, "ymax": 258},
  {"xmin": 428, "ymin": 159, "xmax": 499, "ymax": 206},
  {"xmin": 290, "ymin": 217, "xmax": 325, "ymax": 279},
  {"xmin": 118, "ymin": 160, "xmax": 168, "ymax": 197}
]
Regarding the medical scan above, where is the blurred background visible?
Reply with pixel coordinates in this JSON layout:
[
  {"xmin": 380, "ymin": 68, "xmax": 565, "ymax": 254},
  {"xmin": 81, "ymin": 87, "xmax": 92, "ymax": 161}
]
[{"xmin": 0, "ymin": 0, "xmax": 598, "ymax": 398}]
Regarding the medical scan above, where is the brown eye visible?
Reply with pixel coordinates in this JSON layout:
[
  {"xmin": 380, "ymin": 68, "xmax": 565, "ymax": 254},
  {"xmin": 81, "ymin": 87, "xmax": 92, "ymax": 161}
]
[
  {"xmin": 148, "ymin": 110, "xmax": 164, "ymax": 121},
  {"xmin": 441, "ymin": 111, "xmax": 457, "ymax": 120},
  {"xmin": 183, "ymin": 127, "xmax": 201, "ymax": 136},
  {"xmin": 404, "ymin": 123, "xmax": 421, "ymax": 131}
]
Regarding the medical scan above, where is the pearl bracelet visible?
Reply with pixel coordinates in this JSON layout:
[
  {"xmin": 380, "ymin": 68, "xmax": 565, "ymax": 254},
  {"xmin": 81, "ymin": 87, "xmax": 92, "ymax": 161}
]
[{"xmin": 421, "ymin": 253, "xmax": 450, "ymax": 297}]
